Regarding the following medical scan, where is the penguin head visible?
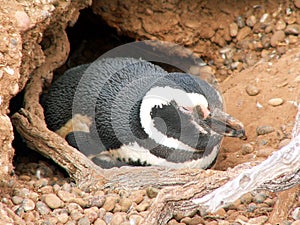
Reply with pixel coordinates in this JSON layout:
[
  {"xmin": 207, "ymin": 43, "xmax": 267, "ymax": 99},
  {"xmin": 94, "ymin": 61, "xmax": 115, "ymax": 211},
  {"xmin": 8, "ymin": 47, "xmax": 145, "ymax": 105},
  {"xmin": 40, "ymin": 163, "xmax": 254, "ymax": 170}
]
[{"xmin": 139, "ymin": 82, "xmax": 246, "ymax": 154}]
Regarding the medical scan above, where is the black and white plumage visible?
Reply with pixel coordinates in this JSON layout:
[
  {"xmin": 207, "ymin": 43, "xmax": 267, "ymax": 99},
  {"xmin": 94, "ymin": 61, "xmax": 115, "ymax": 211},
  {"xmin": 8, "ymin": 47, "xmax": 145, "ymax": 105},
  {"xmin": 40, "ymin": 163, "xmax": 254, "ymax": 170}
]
[{"xmin": 43, "ymin": 57, "xmax": 246, "ymax": 169}]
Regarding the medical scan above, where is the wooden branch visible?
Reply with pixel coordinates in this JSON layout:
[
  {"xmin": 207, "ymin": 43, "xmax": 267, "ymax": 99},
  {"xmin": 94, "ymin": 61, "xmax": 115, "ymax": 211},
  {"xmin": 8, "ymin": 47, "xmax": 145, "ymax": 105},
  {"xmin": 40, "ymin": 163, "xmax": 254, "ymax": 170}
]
[
  {"xmin": 192, "ymin": 105, "xmax": 300, "ymax": 212},
  {"xmin": 11, "ymin": 109, "xmax": 107, "ymax": 190}
]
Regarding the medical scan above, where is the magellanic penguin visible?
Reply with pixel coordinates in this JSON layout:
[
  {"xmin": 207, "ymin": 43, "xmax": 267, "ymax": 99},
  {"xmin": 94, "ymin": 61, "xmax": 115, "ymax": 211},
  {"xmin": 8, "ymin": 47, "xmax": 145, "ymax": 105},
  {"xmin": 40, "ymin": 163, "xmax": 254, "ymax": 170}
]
[{"xmin": 43, "ymin": 57, "xmax": 246, "ymax": 169}]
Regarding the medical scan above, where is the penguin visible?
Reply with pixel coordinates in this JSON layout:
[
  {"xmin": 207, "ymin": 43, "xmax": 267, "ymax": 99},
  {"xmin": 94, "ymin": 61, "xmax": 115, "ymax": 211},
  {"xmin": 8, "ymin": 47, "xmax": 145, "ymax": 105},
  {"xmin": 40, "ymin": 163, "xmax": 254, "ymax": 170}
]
[{"xmin": 42, "ymin": 57, "xmax": 246, "ymax": 169}]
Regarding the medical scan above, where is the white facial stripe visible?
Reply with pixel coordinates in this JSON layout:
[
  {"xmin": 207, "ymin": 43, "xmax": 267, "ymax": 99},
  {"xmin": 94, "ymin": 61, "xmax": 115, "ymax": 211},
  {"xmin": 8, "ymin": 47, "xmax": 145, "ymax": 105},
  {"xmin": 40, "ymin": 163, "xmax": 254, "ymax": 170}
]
[
  {"xmin": 140, "ymin": 86, "xmax": 208, "ymax": 152},
  {"xmin": 109, "ymin": 142, "xmax": 219, "ymax": 169}
]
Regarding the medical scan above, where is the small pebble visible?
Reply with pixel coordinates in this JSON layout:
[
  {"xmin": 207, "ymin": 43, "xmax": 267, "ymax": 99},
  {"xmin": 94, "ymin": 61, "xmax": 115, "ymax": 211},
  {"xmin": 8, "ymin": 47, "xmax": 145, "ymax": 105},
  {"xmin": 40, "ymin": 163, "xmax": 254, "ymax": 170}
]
[
  {"xmin": 110, "ymin": 212, "xmax": 126, "ymax": 225},
  {"xmin": 129, "ymin": 190, "xmax": 145, "ymax": 204},
  {"xmin": 236, "ymin": 27, "xmax": 252, "ymax": 41},
  {"xmin": 268, "ymin": 98, "xmax": 284, "ymax": 106},
  {"xmin": 57, "ymin": 212, "xmax": 69, "ymax": 224},
  {"xmin": 84, "ymin": 207, "xmax": 99, "ymax": 222},
  {"xmin": 270, "ymin": 30, "xmax": 286, "ymax": 47},
  {"xmin": 245, "ymin": 84, "xmax": 260, "ymax": 96},
  {"xmin": 77, "ymin": 217, "xmax": 90, "ymax": 225},
  {"xmin": 146, "ymin": 186, "xmax": 159, "ymax": 198},
  {"xmin": 15, "ymin": 11, "xmax": 31, "ymax": 32},
  {"xmin": 57, "ymin": 190, "xmax": 76, "ymax": 202},
  {"xmin": 247, "ymin": 202, "xmax": 257, "ymax": 212},
  {"xmin": 94, "ymin": 219, "xmax": 107, "ymax": 225},
  {"xmin": 292, "ymin": 207, "xmax": 300, "ymax": 220},
  {"xmin": 254, "ymin": 192, "xmax": 267, "ymax": 203},
  {"xmin": 119, "ymin": 197, "xmax": 132, "ymax": 212},
  {"xmin": 240, "ymin": 193, "xmax": 253, "ymax": 204},
  {"xmin": 256, "ymin": 125, "xmax": 275, "ymax": 135},
  {"xmin": 241, "ymin": 143, "xmax": 254, "ymax": 155},
  {"xmin": 229, "ymin": 23, "xmax": 239, "ymax": 37},
  {"xmin": 36, "ymin": 201, "xmax": 51, "ymax": 215},
  {"xmin": 136, "ymin": 199, "xmax": 150, "ymax": 212},
  {"xmin": 256, "ymin": 147, "xmax": 274, "ymax": 157},
  {"xmin": 70, "ymin": 210, "xmax": 84, "ymax": 221},
  {"xmin": 129, "ymin": 214, "xmax": 143, "ymax": 225},
  {"xmin": 103, "ymin": 212, "xmax": 113, "ymax": 224},
  {"xmin": 12, "ymin": 196, "xmax": 23, "ymax": 205},
  {"xmin": 218, "ymin": 220, "xmax": 230, "ymax": 225},
  {"xmin": 275, "ymin": 19, "xmax": 287, "ymax": 30},
  {"xmin": 295, "ymin": 0, "xmax": 300, "ymax": 8},
  {"xmin": 285, "ymin": 24, "xmax": 300, "ymax": 35},
  {"xmin": 246, "ymin": 15, "xmax": 256, "ymax": 27},
  {"xmin": 22, "ymin": 199, "xmax": 35, "ymax": 211},
  {"xmin": 43, "ymin": 193, "xmax": 64, "ymax": 209},
  {"xmin": 237, "ymin": 16, "xmax": 245, "ymax": 28},
  {"xmin": 102, "ymin": 196, "xmax": 117, "ymax": 212},
  {"xmin": 248, "ymin": 215, "xmax": 268, "ymax": 224}
]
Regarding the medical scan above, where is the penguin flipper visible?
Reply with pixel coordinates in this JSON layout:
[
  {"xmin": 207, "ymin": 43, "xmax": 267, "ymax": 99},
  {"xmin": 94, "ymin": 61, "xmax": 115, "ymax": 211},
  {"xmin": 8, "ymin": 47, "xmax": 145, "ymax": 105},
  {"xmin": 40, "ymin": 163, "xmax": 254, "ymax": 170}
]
[{"xmin": 66, "ymin": 131, "xmax": 127, "ymax": 168}]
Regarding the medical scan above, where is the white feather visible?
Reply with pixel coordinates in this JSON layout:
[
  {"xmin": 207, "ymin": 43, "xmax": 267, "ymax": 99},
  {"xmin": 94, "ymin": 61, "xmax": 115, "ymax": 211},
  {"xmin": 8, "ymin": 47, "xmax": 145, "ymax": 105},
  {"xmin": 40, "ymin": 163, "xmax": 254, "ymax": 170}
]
[
  {"xmin": 110, "ymin": 142, "xmax": 219, "ymax": 169},
  {"xmin": 140, "ymin": 86, "xmax": 208, "ymax": 152}
]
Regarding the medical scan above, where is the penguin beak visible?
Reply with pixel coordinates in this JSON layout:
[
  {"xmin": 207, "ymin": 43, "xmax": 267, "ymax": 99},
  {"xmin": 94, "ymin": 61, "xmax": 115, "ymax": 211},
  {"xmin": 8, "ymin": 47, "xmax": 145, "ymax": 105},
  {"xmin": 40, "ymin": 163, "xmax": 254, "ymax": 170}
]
[{"xmin": 204, "ymin": 108, "xmax": 247, "ymax": 140}]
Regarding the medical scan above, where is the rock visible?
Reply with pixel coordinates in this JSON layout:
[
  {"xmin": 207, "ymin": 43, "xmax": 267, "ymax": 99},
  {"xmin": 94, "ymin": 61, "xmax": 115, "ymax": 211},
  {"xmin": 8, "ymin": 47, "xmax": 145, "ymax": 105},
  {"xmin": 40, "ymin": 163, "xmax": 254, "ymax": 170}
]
[
  {"xmin": 84, "ymin": 207, "xmax": 99, "ymax": 223},
  {"xmin": 248, "ymin": 215, "xmax": 268, "ymax": 224},
  {"xmin": 264, "ymin": 198, "xmax": 275, "ymax": 207},
  {"xmin": 275, "ymin": 19, "xmax": 286, "ymax": 30},
  {"xmin": 260, "ymin": 13, "xmax": 271, "ymax": 24},
  {"xmin": 245, "ymin": 52, "xmax": 258, "ymax": 66},
  {"xmin": 268, "ymin": 98, "xmax": 284, "ymax": 106},
  {"xmin": 146, "ymin": 187, "xmax": 159, "ymax": 198},
  {"xmin": 215, "ymin": 208, "xmax": 226, "ymax": 217},
  {"xmin": 136, "ymin": 199, "xmax": 150, "ymax": 212},
  {"xmin": 295, "ymin": 0, "xmax": 300, "ymax": 8},
  {"xmin": 102, "ymin": 196, "xmax": 117, "ymax": 212},
  {"xmin": 245, "ymin": 84, "xmax": 260, "ymax": 96},
  {"xmin": 119, "ymin": 197, "xmax": 132, "ymax": 212},
  {"xmin": 231, "ymin": 61, "xmax": 243, "ymax": 71},
  {"xmin": 94, "ymin": 219, "xmax": 107, "ymax": 225},
  {"xmin": 129, "ymin": 190, "xmax": 145, "ymax": 204},
  {"xmin": 256, "ymin": 148, "xmax": 275, "ymax": 157},
  {"xmin": 236, "ymin": 27, "xmax": 251, "ymax": 41},
  {"xmin": 70, "ymin": 210, "xmax": 84, "ymax": 221},
  {"xmin": 57, "ymin": 190, "xmax": 76, "ymax": 202},
  {"xmin": 254, "ymin": 192, "xmax": 267, "ymax": 203},
  {"xmin": 218, "ymin": 220, "xmax": 229, "ymax": 225},
  {"xmin": 235, "ymin": 214, "xmax": 249, "ymax": 222},
  {"xmin": 36, "ymin": 201, "xmax": 51, "ymax": 215},
  {"xmin": 237, "ymin": 16, "xmax": 245, "ymax": 28},
  {"xmin": 66, "ymin": 202, "xmax": 83, "ymax": 213},
  {"xmin": 15, "ymin": 11, "xmax": 31, "ymax": 32},
  {"xmin": 43, "ymin": 193, "xmax": 63, "ymax": 209},
  {"xmin": 270, "ymin": 30, "xmax": 286, "ymax": 47},
  {"xmin": 103, "ymin": 212, "xmax": 113, "ymax": 224},
  {"xmin": 241, "ymin": 143, "xmax": 254, "ymax": 155},
  {"xmin": 229, "ymin": 23, "xmax": 238, "ymax": 37},
  {"xmin": 88, "ymin": 195, "xmax": 106, "ymax": 208},
  {"xmin": 78, "ymin": 217, "xmax": 90, "ymax": 225},
  {"xmin": 246, "ymin": 15, "xmax": 256, "ymax": 27},
  {"xmin": 110, "ymin": 212, "xmax": 126, "ymax": 225},
  {"xmin": 168, "ymin": 219, "xmax": 185, "ymax": 225},
  {"xmin": 53, "ymin": 209, "xmax": 69, "ymax": 224},
  {"xmin": 21, "ymin": 198, "xmax": 35, "ymax": 211},
  {"xmin": 256, "ymin": 126, "xmax": 275, "ymax": 135},
  {"xmin": 12, "ymin": 196, "xmax": 23, "ymax": 205},
  {"xmin": 240, "ymin": 193, "xmax": 253, "ymax": 204},
  {"xmin": 129, "ymin": 214, "xmax": 143, "ymax": 225},
  {"xmin": 247, "ymin": 202, "xmax": 257, "ymax": 212},
  {"xmin": 181, "ymin": 215, "xmax": 205, "ymax": 225},
  {"xmin": 292, "ymin": 220, "xmax": 300, "ymax": 225},
  {"xmin": 285, "ymin": 24, "xmax": 300, "ymax": 35},
  {"xmin": 292, "ymin": 207, "xmax": 300, "ymax": 220}
]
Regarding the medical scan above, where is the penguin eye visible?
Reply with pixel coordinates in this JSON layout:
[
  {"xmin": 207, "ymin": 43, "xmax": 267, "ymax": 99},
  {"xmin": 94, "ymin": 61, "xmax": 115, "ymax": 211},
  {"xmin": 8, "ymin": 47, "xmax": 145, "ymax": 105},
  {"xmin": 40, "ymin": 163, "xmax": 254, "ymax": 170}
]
[{"xmin": 179, "ymin": 106, "xmax": 193, "ymax": 114}]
